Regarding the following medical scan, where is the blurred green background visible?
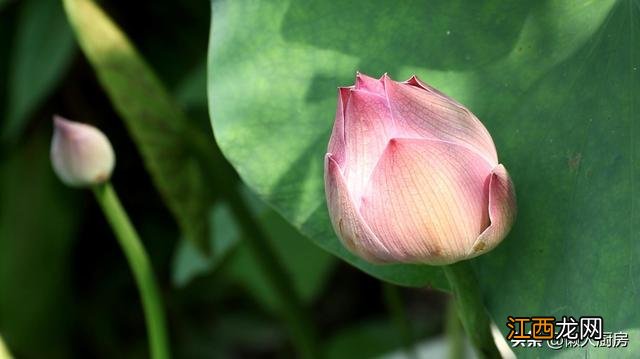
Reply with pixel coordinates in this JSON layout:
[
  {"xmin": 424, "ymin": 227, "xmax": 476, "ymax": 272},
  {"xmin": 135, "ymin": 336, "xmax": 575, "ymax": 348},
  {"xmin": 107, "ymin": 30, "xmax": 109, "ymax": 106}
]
[{"xmin": 0, "ymin": 0, "xmax": 451, "ymax": 357}]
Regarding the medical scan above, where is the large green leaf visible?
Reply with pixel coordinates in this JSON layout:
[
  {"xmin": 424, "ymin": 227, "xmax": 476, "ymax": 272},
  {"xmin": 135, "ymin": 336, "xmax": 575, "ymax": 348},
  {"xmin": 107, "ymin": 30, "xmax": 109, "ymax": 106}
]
[
  {"xmin": 208, "ymin": 0, "xmax": 639, "ymax": 356},
  {"xmin": 473, "ymin": 1, "xmax": 640, "ymax": 357},
  {"xmin": 63, "ymin": 0, "xmax": 216, "ymax": 250},
  {"xmin": 2, "ymin": 0, "xmax": 75, "ymax": 144}
]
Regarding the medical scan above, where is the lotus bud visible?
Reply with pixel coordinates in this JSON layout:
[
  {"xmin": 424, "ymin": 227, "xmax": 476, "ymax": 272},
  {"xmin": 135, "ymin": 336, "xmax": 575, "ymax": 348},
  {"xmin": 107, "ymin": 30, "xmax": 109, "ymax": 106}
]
[
  {"xmin": 50, "ymin": 115, "xmax": 115, "ymax": 187},
  {"xmin": 324, "ymin": 73, "xmax": 516, "ymax": 265}
]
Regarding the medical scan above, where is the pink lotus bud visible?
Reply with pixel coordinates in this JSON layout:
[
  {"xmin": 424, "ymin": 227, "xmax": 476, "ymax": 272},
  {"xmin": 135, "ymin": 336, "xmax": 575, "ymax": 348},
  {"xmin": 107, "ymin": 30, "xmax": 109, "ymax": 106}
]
[
  {"xmin": 51, "ymin": 115, "xmax": 115, "ymax": 187},
  {"xmin": 324, "ymin": 73, "xmax": 516, "ymax": 265}
]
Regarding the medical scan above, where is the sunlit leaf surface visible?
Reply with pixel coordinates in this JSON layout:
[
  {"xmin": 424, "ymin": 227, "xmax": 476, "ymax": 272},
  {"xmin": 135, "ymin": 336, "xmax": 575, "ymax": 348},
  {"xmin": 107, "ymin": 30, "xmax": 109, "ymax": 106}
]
[{"xmin": 208, "ymin": 0, "xmax": 640, "ymax": 355}]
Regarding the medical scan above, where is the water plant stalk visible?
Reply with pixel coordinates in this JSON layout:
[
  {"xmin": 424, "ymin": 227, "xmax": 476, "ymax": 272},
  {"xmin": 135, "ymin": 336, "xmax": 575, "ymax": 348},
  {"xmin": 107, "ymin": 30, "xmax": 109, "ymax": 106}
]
[
  {"xmin": 443, "ymin": 261, "xmax": 500, "ymax": 359},
  {"xmin": 92, "ymin": 183, "xmax": 170, "ymax": 359}
]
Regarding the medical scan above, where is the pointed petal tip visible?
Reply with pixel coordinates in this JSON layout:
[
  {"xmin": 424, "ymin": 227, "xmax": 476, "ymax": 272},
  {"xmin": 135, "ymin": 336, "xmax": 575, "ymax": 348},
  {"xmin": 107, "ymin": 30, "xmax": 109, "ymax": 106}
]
[
  {"xmin": 52, "ymin": 115, "xmax": 85, "ymax": 138},
  {"xmin": 404, "ymin": 75, "xmax": 442, "ymax": 94},
  {"xmin": 325, "ymin": 152, "xmax": 337, "ymax": 166},
  {"xmin": 325, "ymin": 152, "xmax": 344, "ymax": 177},
  {"xmin": 338, "ymin": 86, "xmax": 351, "ymax": 97},
  {"xmin": 53, "ymin": 114, "xmax": 73, "ymax": 129},
  {"xmin": 467, "ymin": 163, "xmax": 516, "ymax": 258},
  {"xmin": 386, "ymin": 138, "xmax": 401, "ymax": 150},
  {"xmin": 355, "ymin": 72, "xmax": 386, "ymax": 93},
  {"xmin": 381, "ymin": 72, "xmax": 397, "ymax": 87},
  {"xmin": 491, "ymin": 164, "xmax": 507, "ymax": 178},
  {"xmin": 355, "ymin": 71, "xmax": 378, "ymax": 79},
  {"xmin": 337, "ymin": 87, "xmax": 352, "ymax": 111},
  {"xmin": 405, "ymin": 75, "xmax": 422, "ymax": 86},
  {"xmin": 385, "ymin": 138, "xmax": 417, "ymax": 153}
]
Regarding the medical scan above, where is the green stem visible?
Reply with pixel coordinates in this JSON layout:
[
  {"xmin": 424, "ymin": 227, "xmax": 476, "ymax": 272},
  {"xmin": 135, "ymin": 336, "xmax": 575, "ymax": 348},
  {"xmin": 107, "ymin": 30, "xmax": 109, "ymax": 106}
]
[
  {"xmin": 224, "ymin": 187, "xmax": 321, "ymax": 359},
  {"xmin": 446, "ymin": 298, "xmax": 464, "ymax": 359},
  {"xmin": 92, "ymin": 183, "xmax": 170, "ymax": 359},
  {"xmin": 382, "ymin": 283, "xmax": 416, "ymax": 358},
  {"xmin": 443, "ymin": 261, "xmax": 500, "ymax": 359}
]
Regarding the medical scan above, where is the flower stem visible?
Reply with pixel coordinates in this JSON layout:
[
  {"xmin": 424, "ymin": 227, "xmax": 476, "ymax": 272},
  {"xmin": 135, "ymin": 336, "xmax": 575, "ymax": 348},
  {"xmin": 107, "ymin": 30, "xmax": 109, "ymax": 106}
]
[
  {"xmin": 443, "ymin": 261, "xmax": 500, "ymax": 359},
  {"xmin": 382, "ymin": 283, "xmax": 416, "ymax": 358},
  {"xmin": 92, "ymin": 183, "xmax": 170, "ymax": 359},
  {"xmin": 446, "ymin": 298, "xmax": 464, "ymax": 359}
]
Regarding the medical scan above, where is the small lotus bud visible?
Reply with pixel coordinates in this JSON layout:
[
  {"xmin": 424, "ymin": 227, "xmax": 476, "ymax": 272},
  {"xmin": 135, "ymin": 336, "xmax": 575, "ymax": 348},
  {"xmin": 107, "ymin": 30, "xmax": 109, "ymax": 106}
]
[
  {"xmin": 50, "ymin": 115, "xmax": 115, "ymax": 187},
  {"xmin": 324, "ymin": 73, "xmax": 516, "ymax": 265}
]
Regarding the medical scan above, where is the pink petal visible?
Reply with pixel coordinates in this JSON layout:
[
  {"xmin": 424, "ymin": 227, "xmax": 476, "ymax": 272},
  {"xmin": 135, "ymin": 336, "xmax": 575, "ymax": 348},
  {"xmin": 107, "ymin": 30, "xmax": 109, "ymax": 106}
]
[
  {"xmin": 468, "ymin": 164, "xmax": 516, "ymax": 258},
  {"xmin": 383, "ymin": 75, "xmax": 498, "ymax": 166},
  {"xmin": 325, "ymin": 154, "xmax": 393, "ymax": 262},
  {"xmin": 355, "ymin": 72, "xmax": 385, "ymax": 95},
  {"xmin": 404, "ymin": 75, "xmax": 462, "ymax": 106},
  {"xmin": 359, "ymin": 138, "xmax": 493, "ymax": 264},
  {"xmin": 342, "ymin": 89, "xmax": 394, "ymax": 200},
  {"xmin": 327, "ymin": 87, "xmax": 352, "ymax": 166}
]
